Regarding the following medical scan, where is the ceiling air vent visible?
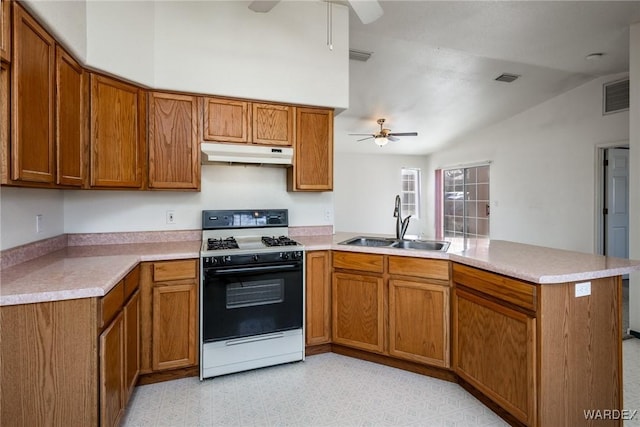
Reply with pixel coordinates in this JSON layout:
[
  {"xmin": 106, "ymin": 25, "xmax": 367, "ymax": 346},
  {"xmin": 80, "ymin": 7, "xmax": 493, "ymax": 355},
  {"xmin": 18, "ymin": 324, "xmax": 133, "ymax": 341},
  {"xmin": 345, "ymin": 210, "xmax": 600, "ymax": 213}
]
[
  {"xmin": 349, "ymin": 49, "xmax": 373, "ymax": 62},
  {"xmin": 603, "ymin": 78, "xmax": 629, "ymax": 115},
  {"xmin": 494, "ymin": 73, "xmax": 520, "ymax": 83}
]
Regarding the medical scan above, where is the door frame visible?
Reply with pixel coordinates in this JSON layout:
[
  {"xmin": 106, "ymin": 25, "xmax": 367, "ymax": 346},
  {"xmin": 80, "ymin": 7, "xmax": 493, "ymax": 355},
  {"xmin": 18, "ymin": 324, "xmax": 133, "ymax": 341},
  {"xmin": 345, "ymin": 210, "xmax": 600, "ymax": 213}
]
[{"xmin": 594, "ymin": 141, "xmax": 629, "ymax": 255}]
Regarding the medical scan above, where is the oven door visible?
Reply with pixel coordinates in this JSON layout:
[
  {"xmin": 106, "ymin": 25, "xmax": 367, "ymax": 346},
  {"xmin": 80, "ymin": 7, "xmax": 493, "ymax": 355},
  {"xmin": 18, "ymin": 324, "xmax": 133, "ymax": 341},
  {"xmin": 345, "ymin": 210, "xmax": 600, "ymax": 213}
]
[{"xmin": 202, "ymin": 260, "xmax": 303, "ymax": 342}]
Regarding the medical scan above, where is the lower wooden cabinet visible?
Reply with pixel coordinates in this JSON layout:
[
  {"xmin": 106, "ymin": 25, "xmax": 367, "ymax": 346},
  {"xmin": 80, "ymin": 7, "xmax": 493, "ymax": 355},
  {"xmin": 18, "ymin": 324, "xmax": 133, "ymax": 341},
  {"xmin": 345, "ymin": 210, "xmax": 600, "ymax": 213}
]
[
  {"xmin": 140, "ymin": 259, "xmax": 199, "ymax": 374},
  {"xmin": 305, "ymin": 251, "xmax": 332, "ymax": 345},
  {"xmin": 388, "ymin": 279, "xmax": 449, "ymax": 367},
  {"xmin": 332, "ymin": 271, "xmax": 385, "ymax": 353},
  {"xmin": 124, "ymin": 290, "xmax": 141, "ymax": 401},
  {"xmin": 100, "ymin": 311, "xmax": 125, "ymax": 427}
]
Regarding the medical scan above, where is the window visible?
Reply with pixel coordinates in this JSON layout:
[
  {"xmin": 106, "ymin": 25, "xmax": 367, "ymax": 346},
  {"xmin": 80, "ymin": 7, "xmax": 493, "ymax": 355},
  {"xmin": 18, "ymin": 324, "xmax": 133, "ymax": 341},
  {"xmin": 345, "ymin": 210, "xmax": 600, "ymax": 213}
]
[
  {"xmin": 440, "ymin": 164, "xmax": 490, "ymax": 239},
  {"xmin": 401, "ymin": 168, "xmax": 421, "ymax": 218}
]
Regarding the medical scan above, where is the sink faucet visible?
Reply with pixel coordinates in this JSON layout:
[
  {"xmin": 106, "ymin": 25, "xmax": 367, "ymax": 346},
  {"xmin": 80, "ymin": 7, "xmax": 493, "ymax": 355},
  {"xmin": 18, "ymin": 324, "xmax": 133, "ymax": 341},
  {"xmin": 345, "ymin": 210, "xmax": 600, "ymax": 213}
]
[{"xmin": 393, "ymin": 195, "xmax": 411, "ymax": 240}]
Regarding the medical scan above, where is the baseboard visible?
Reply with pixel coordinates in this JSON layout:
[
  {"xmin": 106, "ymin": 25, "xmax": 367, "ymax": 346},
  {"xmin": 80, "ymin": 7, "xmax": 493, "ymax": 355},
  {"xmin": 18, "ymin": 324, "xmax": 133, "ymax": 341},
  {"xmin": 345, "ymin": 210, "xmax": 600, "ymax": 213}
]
[
  {"xmin": 631, "ymin": 329, "xmax": 640, "ymax": 339},
  {"xmin": 137, "ymin": 366, "xmax": 199, "ymax": 385}
]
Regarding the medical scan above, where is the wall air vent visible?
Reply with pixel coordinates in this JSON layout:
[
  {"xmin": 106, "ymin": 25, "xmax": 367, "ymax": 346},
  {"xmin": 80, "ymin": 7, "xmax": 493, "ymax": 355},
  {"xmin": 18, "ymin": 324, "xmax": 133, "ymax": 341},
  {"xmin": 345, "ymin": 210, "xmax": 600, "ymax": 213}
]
[
  {"xmin": 603, "ymin": 78, "xmax": 629, "ymax": 115},
  {"xmin": 349, "ymin": 49, "xmax": 373, "ymax": 62},
  {"xmin": 494, "ymin": 73, "xmax": 520, "ymax": 83}
]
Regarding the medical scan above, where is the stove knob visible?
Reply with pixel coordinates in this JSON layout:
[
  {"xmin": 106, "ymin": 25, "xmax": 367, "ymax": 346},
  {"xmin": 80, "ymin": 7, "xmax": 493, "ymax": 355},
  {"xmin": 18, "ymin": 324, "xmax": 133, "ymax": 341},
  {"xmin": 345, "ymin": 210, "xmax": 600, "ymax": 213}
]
[
  {"xmin": 210, "ymin": 257, "xmax": 218, "ymax": 265},
  {"xmin": 252, "ymin": 254, "xmax": 260, "ymax": 262},
  {"xmin": 223, "ymin": 256, "xmax": 231, "ymax": 264},
  {"xmin": 280, "ymin": 252, "xmax": 290, "ymax": 260},
  {"xmin": 293, "ymin": 251, "xmax": 302, "ymax": 259}
]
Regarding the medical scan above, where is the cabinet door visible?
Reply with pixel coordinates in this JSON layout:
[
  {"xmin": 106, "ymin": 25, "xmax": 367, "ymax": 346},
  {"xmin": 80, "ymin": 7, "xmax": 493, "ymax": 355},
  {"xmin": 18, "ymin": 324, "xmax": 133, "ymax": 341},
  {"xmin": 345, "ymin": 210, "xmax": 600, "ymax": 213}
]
[
  {"xmin": 0, "ymin": 0, "xmax": 10, "ymax": 62},
  {"xmin": 11, "ymin": 3, "xmax": 55, "ymax": 183},
  {"xmin": 453, "ymin": 288, "xmax": 536, "ymax": 426},
  {"xmin": 202, "ymin": 97, "xmax": 249, "ymax": 143},
  {"xmin": 100, "ymin": 311, "xmax": 125, "ymax": 427},
  {"xmin": 56, "ymin": 46, "xmax": 86, "ymax": 187},
  {"xmin": 332, "ymin": 271, "xmax": 384, "ymax": 353},
  {"xmin": 148, "ymin": 92, "xmax": 200, "ymax": 189},
  {"xmin": 1, "ymin": 61, "xmax": 8, "ymax": 184},
  {"xmin": 288, "ymin": 107, "xmax": 333, "ymax": 191},
  {"xmin": 123, "ymin": 290, "xmax": 140, "ymax": 403},
  {"xmin": 252, "ymin": 103, "xmax": 293, "ymax": 146},
  {"xmin": 306, "ymin": 251, "xmax": 331, "ymax": 345},
  {"xmin": 388, "ymin": 279, "xmax": 449, "ymax": 367},
  {"xmin": 152, "ymin": 283, "xmax": 197, "ymax": 370},
  {"xmin": 90, "ymin": 74, "xmax": 144, "ymax": 188}
]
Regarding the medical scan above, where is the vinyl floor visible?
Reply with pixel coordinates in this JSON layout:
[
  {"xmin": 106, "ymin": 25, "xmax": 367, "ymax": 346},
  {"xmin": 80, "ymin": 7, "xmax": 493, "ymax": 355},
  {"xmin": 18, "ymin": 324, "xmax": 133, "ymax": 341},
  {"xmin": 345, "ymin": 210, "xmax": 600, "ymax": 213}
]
[{"xmin": 123, "ymin": 338, "xmax": 640, "ymax": 427}]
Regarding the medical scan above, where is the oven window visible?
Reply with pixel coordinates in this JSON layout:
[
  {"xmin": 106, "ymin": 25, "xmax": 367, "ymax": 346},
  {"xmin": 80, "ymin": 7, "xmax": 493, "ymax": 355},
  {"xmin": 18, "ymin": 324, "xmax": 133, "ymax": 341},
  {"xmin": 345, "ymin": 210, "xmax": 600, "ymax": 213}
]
[{"xmin": 227, "ymin": 279, "xmax": 284, "ymax": 309}]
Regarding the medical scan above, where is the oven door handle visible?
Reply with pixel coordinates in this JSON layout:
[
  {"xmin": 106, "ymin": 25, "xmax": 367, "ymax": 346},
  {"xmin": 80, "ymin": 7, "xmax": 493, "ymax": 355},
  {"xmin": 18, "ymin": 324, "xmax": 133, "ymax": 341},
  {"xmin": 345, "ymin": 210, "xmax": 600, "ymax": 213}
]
[
  {"xmin": 206, "ymin": 264, "xmax": 300, "ymax": 275},
  {"xmin": 225, "ymin": 332, "xmax": 285, "ymax": 346}
]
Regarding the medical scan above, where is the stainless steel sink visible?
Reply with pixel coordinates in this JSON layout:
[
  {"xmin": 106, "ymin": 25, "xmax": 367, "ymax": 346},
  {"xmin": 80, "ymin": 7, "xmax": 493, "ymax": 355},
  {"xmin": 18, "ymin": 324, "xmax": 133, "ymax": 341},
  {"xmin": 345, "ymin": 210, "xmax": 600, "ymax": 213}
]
[
  {"xmin": 338, "ymin": 236, "xmax": 396, "ymax": 247},
  {"xmin": 390, "ymin": 239, "xmax": 450, "ymax": 251},
  {"xmin": 338, "ymin": 236, "xmax": 449, "ymax": 252}
]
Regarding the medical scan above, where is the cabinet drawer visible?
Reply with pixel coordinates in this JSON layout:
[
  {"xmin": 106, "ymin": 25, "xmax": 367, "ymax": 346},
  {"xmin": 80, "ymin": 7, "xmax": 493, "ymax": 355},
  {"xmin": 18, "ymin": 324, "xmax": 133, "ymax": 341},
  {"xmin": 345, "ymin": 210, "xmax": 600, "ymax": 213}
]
[
  {"xmin": 100, "ymin": 280, "xmax": 124, "ymax": 328},
  {"xmin": 388, "ymin": 256, "xmax": 450, "ymax": 281},
  {"xmin": 452, "ymin": 263, "xmax": 537, "ymax": 312},
  {"xmin": 332, "ymin": 251, "xmax": 384, "ymax": 274},
  {"xmin": 124, "ymin": 265, "xmax": 140, "ymax": 301},
  {"xmin": 153, "ymin": 260, "xmax": 197, "ymax": 282}
]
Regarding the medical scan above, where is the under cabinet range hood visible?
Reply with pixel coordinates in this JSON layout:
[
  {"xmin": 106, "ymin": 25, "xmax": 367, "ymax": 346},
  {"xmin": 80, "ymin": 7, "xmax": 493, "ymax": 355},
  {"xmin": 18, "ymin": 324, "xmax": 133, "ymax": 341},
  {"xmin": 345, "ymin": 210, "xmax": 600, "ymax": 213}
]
[{"xmin": 201, "ymin": 143, "xmax": 293, "ymax": 166}]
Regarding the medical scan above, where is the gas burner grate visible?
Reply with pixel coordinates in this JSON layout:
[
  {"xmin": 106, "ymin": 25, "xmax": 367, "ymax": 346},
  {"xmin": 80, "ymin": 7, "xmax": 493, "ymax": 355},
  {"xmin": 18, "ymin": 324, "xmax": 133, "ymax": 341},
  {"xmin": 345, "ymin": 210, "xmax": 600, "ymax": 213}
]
[
  {"xmin": 261, "ymin": 236, "xmax": 300, "ymax": 247},
  {"xmin": 207, "ymin": 237, "xmax": 239, "ymax": 250}
]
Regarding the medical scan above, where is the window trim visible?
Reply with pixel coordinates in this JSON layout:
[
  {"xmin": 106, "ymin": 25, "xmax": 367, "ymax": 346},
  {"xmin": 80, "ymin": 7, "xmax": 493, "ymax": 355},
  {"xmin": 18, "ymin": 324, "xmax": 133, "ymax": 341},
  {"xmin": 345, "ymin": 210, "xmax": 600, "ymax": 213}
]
[{"xmin": 401, "ymin": 167, "xmax": 421, "ymax": 219}]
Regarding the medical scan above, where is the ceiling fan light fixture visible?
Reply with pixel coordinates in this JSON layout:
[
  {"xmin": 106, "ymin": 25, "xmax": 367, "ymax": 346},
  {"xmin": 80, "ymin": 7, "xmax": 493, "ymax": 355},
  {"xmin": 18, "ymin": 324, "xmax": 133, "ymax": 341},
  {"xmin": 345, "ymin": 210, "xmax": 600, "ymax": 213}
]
[{"xmin": 375, "ymin": 136, "xmax": 389, "ymax": 147}]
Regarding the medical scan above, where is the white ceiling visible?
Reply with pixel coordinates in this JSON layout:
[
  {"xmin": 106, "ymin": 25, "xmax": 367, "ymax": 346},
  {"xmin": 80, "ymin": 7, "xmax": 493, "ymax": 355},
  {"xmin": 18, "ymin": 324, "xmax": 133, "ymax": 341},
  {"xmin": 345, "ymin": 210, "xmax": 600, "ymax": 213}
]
[{"xmin": 336, "ymin": 0, "xmax": 640, "ymax": 155}]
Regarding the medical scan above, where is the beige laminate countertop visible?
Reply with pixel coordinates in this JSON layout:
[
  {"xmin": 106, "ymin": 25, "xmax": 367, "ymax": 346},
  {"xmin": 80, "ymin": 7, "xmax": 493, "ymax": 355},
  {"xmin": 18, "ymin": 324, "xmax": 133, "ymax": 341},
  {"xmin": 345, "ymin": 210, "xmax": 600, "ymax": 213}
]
[
  {"xmin": 0, "ymin": 241, "xmax": 200, "ymax": 306},
  {"xmin": 296, "ymin": 232, "xmax": 640, "ymax": 284},
  {"xmin": 3, "ymin": 233, "xmax": 639, "ymax": 307}
]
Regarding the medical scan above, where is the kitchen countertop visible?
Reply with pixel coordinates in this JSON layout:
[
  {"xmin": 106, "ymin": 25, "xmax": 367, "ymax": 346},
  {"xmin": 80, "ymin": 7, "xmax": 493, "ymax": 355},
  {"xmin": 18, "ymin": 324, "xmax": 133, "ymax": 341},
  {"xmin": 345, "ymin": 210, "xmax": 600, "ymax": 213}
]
[
  {"xmin": 296, "ymin": 232, "xmax": 640, "ymax": 284},
  {"xmin": 0, "ymin": 241, "xmax": 200, "ymax": 306},
  {"xmin": 3, "ymin": 232, "xmax": 639, "ymax": 307}
]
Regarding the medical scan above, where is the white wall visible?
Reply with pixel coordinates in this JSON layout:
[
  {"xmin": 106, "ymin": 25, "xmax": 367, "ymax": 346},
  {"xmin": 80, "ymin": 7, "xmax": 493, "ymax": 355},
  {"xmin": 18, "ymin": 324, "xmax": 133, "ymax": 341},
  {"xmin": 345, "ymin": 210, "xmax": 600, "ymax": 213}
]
[
  {"xmin": 0, "ymin": 187, "xmax": 64, "ymax": 249},
  {"xmin": 153, "ymin": 1, "xmax": 349, "ymax": 108},
  {"xmin": 629, "ymin": 23, "xmax": 640, "ymax": 334},
  {"xmin": 424, "ymin": 73, "xmax": 630, "ymax": 253},
  {"xmin": 86, "ymin": 1, "xmax": 155, "ymax": 85},
  {"xmin": 22, "ymin": 0, "xmax": 87, "ymax": 62},
  {"xmin": 63, "ymin": 166, "xmax": 333, "ymax": 233},
  {"xmin": 334, "ymin": 153, "xmax": 429, "ymax": 238}
]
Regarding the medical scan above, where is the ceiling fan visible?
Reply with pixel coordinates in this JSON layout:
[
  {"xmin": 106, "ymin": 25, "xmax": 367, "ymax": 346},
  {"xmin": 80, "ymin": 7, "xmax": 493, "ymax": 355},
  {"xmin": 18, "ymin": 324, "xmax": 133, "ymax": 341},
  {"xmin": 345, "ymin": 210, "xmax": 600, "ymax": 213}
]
[
  {"xmin": 349, "ymin": 118, "xmax": 418, "ymax": 147},
  {"xmin": 248, "ymin": 0, "xmax": 384, "ymax": 24}
]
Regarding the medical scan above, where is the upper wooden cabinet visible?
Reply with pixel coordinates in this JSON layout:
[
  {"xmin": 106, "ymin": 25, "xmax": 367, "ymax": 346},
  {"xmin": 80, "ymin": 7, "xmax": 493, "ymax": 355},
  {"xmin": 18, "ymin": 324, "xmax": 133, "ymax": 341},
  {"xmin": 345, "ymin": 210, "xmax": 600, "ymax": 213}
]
[
  {"xmin": 252, "ymin": 103, "xmax": 293, "ymax": 146},
  {"xmin": 288, "ymin": 107, "xmax": 333, "ymax": 191},
  {"xmin": 11, "ymin": 2, "xmax": 55, "ymax": 183},
  {"xmin": 202, "ymin": 97, "xmax": 249, "ymax": 143},
  {"xmin": 148, "ymin": 92, "xmax": 200, "ymax": 190},
  {"xmin": 56, "ymin": 46, "xmax": 87, "ymax": 187},
  {"xmin": 1, "ymin": 0, "xmax": 10, "ymax": 62},
  {"xmin": 0, "ymin": 61, "xmax": 8, "ymax": 184},
  {"xmin": 90, "ymin": 74, "xmax": 145, "ymax": 188}
]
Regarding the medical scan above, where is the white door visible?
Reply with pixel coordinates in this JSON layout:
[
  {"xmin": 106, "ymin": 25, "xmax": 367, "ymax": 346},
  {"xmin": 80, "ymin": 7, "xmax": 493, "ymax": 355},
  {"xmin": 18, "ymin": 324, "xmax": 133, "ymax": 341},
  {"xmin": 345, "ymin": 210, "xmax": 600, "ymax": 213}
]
[{"xmin": 605, "ymin": 148, "xmax": 629, "ymax": 259}]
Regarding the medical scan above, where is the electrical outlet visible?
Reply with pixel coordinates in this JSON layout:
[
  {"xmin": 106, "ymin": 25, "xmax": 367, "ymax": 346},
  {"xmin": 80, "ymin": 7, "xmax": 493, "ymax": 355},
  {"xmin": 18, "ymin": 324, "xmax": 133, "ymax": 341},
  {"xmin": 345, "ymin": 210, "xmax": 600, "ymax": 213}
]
[
  {"xmin": 575, "ymin": 281, "xmax": 591, "ymax": 297},
  {"xmin": 166, "ymin": 210, "xmax": 176, "ymax": 224},
  {"xmin": 36, "ymin": 214, "xmax": 43, "ymax": 233},
  {"xmin": 324, "ymin": 209, "xmax": 332, "ymax": 222}
]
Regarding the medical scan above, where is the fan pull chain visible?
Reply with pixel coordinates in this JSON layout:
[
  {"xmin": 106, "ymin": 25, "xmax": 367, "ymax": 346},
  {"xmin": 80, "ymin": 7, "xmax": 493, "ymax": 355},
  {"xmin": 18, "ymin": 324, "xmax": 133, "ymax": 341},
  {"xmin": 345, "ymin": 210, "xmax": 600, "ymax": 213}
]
[{"xmin": 327, "ymin": 2, "xmax": 333, "ymax": 50}]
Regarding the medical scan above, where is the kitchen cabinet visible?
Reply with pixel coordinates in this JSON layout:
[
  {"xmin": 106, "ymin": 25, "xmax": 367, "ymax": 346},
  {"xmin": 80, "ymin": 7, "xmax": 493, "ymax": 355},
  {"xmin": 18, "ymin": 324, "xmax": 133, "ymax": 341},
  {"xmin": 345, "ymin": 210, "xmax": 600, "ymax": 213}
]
[
  {"xmin": 140, "ymin": 259, "xmax": 198, "ymax": 374},
  {"xmin": 202, "ymin": 97, "xmax": 250, "ymax": 143},
  {"xmin": 148, "ymin": 92, "xmax": 200, "ymax": 190},
  {"xmin": 90, "ymin": 73, "xmax": 146, "ymax": 188},
  {"xmin": 55, "ymin": 46, "xmax": 87, "ymax": 187},
  {"xmin": 305, "ymin": 251, "xmax": 332, "ymax": 346},
  {"xmin": 388, "ymin": 257, "xmax": 450, "ymax": 368},
  {"xmin": 11, "ymin": 2, "xmax": 55, "ymax": 183},
  {"xmin": 1, "ymin": 61, "xmax": 8, "ymax": 184},
  {"xmin": 332, "ymin": 252, "xmax": 385, "ymax": 353},
  {"xmin": 99, "ymin": 267, "xmax": 140, "ymax": 427},
  {"xmin": 252, "ymin": 102, "xmax": 293, "ymax": 146},
  {"xmin": 1, "ymin": 0, "xmax": 10, "ymax": 62},
  {"xmin": 288, "ymin": 107, "xmax": 333, "ymax": 191}
]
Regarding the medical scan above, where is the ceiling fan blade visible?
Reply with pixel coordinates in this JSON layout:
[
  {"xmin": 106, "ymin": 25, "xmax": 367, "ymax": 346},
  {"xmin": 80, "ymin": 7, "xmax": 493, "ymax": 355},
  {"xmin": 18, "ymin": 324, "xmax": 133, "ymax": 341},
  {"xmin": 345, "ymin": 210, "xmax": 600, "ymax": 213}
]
[
  {"xmin": 348, "ymin": 133, "xmax": 375, "ymax": 136},
  {"xmin": 388, "ymin": 136, "xmax": 400, "ymax": 142},
  {"xmin": 348, "ymin": 0, "xmax": 384, "ymax": 24},
  {"xmin": 357, "ymin": 136, "xmax": 374, "ymax": 142},
  {"xmin": 248, "ymin": 0, "xmax": 280, "ymax": 13},
  {"xmin": 388, "ymin": 132, "xmax": 418, "ymax": 137}
]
